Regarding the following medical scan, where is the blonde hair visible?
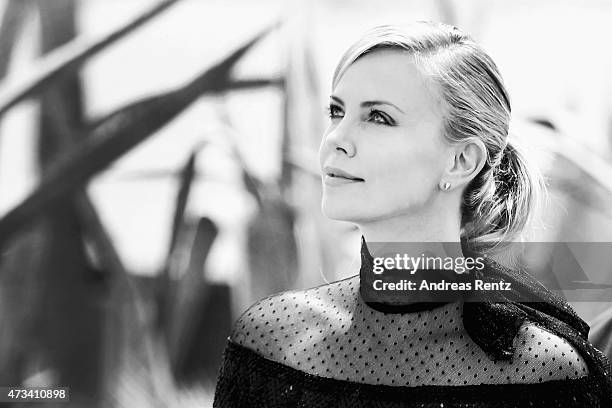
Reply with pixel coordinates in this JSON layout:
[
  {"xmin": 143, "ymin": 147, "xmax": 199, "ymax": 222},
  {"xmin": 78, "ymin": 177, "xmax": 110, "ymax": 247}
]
[{"xmin": 332, "ymin": 22, "xmax": 544, "ymax": 256}]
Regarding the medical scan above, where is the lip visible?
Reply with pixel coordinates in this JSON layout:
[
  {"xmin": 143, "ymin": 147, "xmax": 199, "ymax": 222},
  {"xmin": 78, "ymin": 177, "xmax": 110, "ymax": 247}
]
[{"xmin": 322, "ymin": 166, "xmax": 365, "ymax": 186}]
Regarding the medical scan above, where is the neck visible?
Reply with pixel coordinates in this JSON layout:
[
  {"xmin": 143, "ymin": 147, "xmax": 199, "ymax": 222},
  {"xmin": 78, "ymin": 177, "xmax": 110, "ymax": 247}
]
[
  {"xmin": 357, "ymin": 204, "xmax": 465, "ymax": 259},
  {"xmin": 357, "ymin": 204, "xmax": 462, "ymax": 243}
]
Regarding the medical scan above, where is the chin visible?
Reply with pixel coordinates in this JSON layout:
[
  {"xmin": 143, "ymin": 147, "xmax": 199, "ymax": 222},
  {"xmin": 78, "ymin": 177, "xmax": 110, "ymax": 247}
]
[
  {"xmin": 322, "ymin": 199, "xmax": 356, "ymax": 221},
  {"xmin": 321, "ymin": 200, "xmax": 377, "ymax": 223}
]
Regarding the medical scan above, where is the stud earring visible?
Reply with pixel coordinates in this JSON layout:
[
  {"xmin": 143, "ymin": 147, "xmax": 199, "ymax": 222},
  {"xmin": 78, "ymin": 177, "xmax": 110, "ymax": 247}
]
[{"xmin": 442, "ymin": 182, "xmax": 451, "ymax": 190}]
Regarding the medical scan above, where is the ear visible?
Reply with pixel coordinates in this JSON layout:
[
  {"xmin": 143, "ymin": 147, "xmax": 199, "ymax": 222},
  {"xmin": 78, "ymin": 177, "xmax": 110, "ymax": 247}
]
[{"xmin": 444, "ymin": 139, "xmax": 487, "ymax": 189}]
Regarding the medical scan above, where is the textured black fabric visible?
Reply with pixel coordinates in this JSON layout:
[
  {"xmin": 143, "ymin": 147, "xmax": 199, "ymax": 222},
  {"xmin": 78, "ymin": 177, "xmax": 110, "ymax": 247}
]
[
  {"xmin": 213, "ymin": 237, "xmax": 612, "ymax": 406},
  {"xmin": 214, "ymin": 340, "xmax": 605, "ymax": 407}
]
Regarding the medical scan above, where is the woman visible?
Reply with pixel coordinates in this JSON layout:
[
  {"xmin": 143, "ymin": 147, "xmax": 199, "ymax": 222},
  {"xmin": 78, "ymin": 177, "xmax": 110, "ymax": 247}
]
[{"xmin": 213, "ymin": 22, "xmax": 612, "ymax": 407}]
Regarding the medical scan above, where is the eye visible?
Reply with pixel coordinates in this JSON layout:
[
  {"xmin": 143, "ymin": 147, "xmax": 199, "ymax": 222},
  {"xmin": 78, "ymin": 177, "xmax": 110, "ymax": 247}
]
[
  {"xmin": 368, "ymin": 109, "xmax": 393, "ymax": 126},
  {"xmin": 325, "ymin": 103, "xmax": 344, "ymax": 119}
]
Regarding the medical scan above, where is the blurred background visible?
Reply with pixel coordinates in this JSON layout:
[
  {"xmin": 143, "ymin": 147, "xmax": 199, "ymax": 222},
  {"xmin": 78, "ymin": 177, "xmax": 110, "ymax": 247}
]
[{"xmin": 1, "ymin": 0, "xmax": 612, "ymax": 406}]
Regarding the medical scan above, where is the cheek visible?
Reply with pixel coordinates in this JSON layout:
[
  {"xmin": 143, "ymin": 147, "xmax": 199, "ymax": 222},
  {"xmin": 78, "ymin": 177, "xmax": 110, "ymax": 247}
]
[{"xmin": 373, "ymin": 141, "xmax": 443, "ymax": 194}]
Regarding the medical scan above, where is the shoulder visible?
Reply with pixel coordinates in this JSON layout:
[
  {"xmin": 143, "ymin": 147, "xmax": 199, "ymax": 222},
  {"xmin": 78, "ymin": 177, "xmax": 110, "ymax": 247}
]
[
  {"xmin": 505, "ymin": 320, "xmax": 590, "ymax": 382},
  {"xmin": 228, "ymin": 279, "xmax": 591, "ymax": 385},
  {"xmin": 229, "ymin": 276, "xmax": 358, "ymax": 359}
]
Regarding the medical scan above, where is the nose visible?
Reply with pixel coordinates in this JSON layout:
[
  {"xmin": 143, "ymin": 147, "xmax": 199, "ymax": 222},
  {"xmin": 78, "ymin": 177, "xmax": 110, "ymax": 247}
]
[{"xmin": 324, "ymin": 121, "xmax": 356, "ymax": 158}]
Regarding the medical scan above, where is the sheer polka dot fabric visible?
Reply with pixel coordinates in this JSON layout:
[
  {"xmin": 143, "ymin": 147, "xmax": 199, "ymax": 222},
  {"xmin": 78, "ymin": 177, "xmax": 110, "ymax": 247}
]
[{"xmin": 231, "ymin": 276, "xmax": 589, "ymax": 387}]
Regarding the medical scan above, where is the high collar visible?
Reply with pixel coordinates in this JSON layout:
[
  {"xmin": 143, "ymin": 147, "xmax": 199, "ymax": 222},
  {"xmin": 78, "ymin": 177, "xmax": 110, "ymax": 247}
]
[{"xmin": 358, "ymin": 235, "xmax": 472, "ymax": 313}]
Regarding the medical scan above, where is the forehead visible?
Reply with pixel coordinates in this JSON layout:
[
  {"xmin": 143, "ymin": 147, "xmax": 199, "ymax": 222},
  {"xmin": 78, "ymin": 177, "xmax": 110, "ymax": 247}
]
[{"xmin": 334, "ymin": 50, "xmax": 441, "ymax": 116}]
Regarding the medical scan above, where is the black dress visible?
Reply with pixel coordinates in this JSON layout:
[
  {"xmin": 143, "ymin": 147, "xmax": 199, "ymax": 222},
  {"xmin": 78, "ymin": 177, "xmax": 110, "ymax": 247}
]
[{"xmin": 213, "ymin": 237, "xmax": 612, "ymax": 407}]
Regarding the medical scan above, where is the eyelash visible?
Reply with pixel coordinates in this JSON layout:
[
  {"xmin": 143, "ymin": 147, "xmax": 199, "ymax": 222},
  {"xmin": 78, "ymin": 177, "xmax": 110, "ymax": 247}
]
[
  {"xmin": 325, "ymin": 104, "xmax": 342, "ymax": 119},
  {"xmin": 325, "ymin": 104, "xmax": 394, "ymax": 126}
]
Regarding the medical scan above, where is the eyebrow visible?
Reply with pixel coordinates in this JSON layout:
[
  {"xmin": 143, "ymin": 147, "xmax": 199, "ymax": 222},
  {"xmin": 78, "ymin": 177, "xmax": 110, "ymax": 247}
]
[{"xmin": 330, "ymin": 95, "xmax": 405, "ymax": 114}]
